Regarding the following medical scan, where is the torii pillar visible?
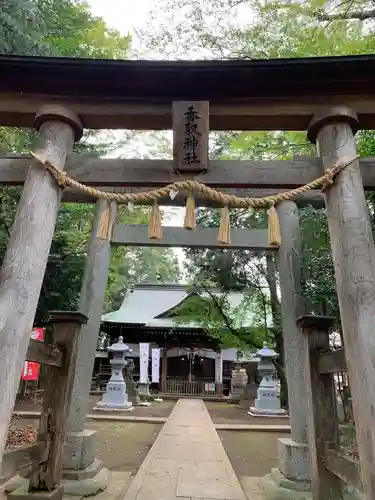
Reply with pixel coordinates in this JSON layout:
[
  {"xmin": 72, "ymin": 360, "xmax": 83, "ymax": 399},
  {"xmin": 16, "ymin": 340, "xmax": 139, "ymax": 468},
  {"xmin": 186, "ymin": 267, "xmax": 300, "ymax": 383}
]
[
  {"xmin": 259, "ymin": 201, "xmax": 312, "ymax": 499},
  {"xmin": 0, "ymin": 106, "xmax": 82, "ymax": 465},
  {"xmin": 308, "ymin": 107, "xmax": 375, "ymax": 498},
  {"xmin": 61, "ymin": 199, "xmax": 116, "ymax": 496}
]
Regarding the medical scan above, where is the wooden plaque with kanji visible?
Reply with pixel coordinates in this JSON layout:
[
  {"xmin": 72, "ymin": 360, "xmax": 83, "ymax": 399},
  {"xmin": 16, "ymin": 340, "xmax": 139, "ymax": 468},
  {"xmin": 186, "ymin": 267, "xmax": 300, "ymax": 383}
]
[{"xmin": 172, "ymin": 101, "xmax": 209, "ymax": 173}]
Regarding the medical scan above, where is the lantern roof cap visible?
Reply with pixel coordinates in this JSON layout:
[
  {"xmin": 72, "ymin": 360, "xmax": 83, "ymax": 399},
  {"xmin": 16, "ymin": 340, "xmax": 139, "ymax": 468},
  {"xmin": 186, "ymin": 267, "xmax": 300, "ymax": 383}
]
[
  {"xmin": 107, "ymin": 336, "xmax": 132, "ymax": 353},
  {"xmin": 256, "ymin": 342, "xmax": 278, "ymax": 359}
]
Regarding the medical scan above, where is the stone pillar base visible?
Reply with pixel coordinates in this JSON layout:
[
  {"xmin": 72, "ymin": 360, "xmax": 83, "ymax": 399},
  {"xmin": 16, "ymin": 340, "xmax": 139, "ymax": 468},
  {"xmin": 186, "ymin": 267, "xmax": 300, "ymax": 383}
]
[
  {"xmin": 62, "ymin": 458, "xmax": 103, "ymax": 481},
  {"xmin": 259, "ymin": 469, "xmax": 363, "ymax": 500},
  {"xmin": 61, "ymin": 465, "xmax": 109, "ymax": 497},
  {"xmin": 63, "ymin": 430, "xmax": 97, "ymax": 471},
  {"xmin": 93, "ymin": 401, "xmax": 133, "ymax": 411},
  {"xmin": 61, "ymin": 430, "xmax": 109, "ymax": 496},
  {"xmin": 278, "ymin": 438, "xmax": 310, "ymax": 482},
  {"xmin": 9, "ymin": 485, "xmax": 63, "ymax": 500},
  {"xmin": 259, "ymin": 469, "xmax": 311, "ymax": 500},
  {"xmin": 248, "ymin": 407, "xmax": 288, "ymax": 418},
  {"xmin": 3, "ymin": 469, "xmax": 111, "ymax": 499}
]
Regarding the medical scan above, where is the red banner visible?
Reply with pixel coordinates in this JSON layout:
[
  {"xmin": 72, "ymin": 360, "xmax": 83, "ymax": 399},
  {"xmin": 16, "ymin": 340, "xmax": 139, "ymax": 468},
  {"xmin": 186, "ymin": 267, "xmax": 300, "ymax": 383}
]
[{"xmin": 21, "ymin": 328, "xmax": 45, "ymax": 381}]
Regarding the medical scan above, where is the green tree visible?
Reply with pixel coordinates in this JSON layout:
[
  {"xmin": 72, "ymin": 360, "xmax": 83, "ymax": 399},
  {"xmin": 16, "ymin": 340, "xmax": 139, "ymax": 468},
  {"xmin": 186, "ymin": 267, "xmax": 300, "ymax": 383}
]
[
  {"xmin": 173, "ymin": 285, "xmax": 269, "ymax": 349},
  {"xmin": 141, "ymin": 0, "xmax": 375, "ymax": 325},
  {"xmin": 0, "ymin": 0, "xmax": 181, "ymax": 319},
  {"xmin": 0, "ymin": 0, "xmax": 130, "ymax": 58}
]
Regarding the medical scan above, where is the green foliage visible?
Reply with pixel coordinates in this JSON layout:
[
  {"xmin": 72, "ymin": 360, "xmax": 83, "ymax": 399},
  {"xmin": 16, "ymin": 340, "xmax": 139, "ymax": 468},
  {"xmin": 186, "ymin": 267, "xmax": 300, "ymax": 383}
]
[
  {"xmin": 143, "ymin": 0, "xmax": 375, "ymax": 59},
  {"xmin": 299, "ymin": 206, "xmax": 338, "ymax": 318},
  {"xmin": 0, "ymin": 0, "xmax": 181, "ymax": 319},
  {"xmin": 140, "ymin": 0, "xmax": 375, "ymax": 331},
  {"xmin": 106, "ymin": 207, "xmax": 180, "ymax": 311},
  {"xmin": 0, "ymin": 0, "xmax": 130, "ymax": 58},
  {"xmin": 36, "ymin": 0, "xmax": 130, "ymax": 59},
  {"xmin": 172, "ymin": 289, "xmax": 268, "ymax": 350}
]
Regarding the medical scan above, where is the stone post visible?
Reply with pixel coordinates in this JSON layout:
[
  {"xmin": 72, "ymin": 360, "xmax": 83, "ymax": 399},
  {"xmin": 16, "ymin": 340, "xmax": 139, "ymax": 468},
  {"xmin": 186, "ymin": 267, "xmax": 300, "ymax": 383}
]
[
  {"xmin": 259, "ymin": 201, "xmax": 311, "ymax": 498},
  {"xmin": 248, "ymin": 343, "xmax": 286, "ymax": 417},
  {"xmin": 231, "ymin": 361, "xmax": 248, "ymax": 401},
  {"xmin": 0, "ymin": 105, "xmax": 82, "ymax": 463},
  {"xmin": 125, "ymin": 358, "xmax": 137, "ymax": 403},
  {"xmin": 308, "ymin": 107, "xmax": 375, "ymax": 498},
  {"xmin": 94, "ymin": 337, "xmax": 132, "ymax": 410},
  {"xmin": 62, "ymin": 199, "xmax": 116, "ymax": 496},
  {"xmin": 215, "ymin": 351, "xmax": 223, "ymax": 395}
]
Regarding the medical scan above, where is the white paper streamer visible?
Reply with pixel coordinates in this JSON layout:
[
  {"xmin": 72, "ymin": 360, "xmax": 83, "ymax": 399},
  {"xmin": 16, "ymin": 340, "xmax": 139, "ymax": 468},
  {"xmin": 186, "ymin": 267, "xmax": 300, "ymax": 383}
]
[
  {"xmin": 151, "ymin": 348, "xmax": 161, "ymax": 383},
  {"xmin": 139, "ymin": 342, "xmax": 149, "ymax": 384}
]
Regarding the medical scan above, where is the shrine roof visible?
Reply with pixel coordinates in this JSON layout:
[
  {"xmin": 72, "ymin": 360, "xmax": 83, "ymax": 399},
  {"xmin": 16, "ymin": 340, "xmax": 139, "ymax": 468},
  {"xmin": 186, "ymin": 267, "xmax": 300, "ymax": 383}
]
[
  {"xmin": 101, "ymin": 283, "xmax": 253, "ymax": 329},
  {"xmin": 1, "ymin": 53, "xmax": 375, "ymax": 103}
]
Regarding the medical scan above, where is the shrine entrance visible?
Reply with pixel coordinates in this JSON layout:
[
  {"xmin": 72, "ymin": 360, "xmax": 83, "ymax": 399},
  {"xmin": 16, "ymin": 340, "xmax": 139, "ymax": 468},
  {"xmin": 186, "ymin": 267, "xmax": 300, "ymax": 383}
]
[{"xmin": 1, "ymin": 54, "xmax": 375, "ymax": 499}]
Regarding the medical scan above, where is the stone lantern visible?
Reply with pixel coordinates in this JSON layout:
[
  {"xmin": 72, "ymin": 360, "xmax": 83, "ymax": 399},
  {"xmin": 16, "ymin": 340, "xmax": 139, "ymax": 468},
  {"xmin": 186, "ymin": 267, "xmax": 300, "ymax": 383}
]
[
  {"xmin": 248, "ymin": 342, "xmax": 286, "ymax": 417},
  {"xmin": 94, "ymin": 336, "xmax": 133, "ymax": 411}
]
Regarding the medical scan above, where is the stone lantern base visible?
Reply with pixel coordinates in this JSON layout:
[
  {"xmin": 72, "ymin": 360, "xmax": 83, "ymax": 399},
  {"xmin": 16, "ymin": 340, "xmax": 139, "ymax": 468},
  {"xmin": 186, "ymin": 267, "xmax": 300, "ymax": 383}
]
[
  {"xmin": 94, "ymin": 400, "xmax": 133, "ymax": 411},
  {"xmin": 94, "ymin": 336, "xmax": 133, "ymax": 411},
  {"xmin": 248, "ymin": 406, "xmax": 287, "ymax": 417},
  {"xmin": 93, "ymin": 380, "xmax": 133, "ymax": 411}
]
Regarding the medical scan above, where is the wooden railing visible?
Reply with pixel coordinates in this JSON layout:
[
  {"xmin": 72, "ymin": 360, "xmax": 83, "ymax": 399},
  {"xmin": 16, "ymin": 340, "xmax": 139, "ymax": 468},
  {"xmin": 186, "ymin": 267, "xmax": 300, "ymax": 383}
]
[
  {"xmin": 298, "ymin": 315, "xmax": 362, "ymax": 499},
  {"xmin": 0, "ymin": 312, "xmax": 86, "ymax": 496},
  {"xmin": 165, "ymin": 377, "xmax": 217, "ymax": 396}
]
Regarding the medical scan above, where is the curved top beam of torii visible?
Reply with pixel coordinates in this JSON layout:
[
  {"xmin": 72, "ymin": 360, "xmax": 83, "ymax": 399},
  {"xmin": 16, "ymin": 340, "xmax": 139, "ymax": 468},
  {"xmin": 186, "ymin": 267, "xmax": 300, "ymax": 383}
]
[{"xmin": 2, "ymin": 54, "xmax": 375, "ymax": 130}]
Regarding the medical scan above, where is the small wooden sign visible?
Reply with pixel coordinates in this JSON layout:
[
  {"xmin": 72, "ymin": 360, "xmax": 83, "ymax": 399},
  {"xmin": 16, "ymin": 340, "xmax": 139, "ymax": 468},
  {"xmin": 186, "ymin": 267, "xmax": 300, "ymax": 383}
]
[{"xmin": 172, "ymin": 101, "xmax": 209, "ymax": 173}]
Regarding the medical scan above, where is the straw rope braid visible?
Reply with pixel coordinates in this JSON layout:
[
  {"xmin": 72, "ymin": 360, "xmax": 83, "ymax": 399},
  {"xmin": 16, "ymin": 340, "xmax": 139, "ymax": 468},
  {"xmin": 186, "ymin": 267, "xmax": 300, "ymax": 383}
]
[{"xmin": 30, "ymin": 151, "xmax": 359, "ymax": 246}]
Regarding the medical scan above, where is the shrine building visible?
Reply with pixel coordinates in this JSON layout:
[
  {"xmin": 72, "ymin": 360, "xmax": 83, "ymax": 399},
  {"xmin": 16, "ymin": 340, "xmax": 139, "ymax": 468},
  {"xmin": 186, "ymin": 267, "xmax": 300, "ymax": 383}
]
[{"xmin": 93, "ymin": 283, "xmax": 259, "ymax": 397}]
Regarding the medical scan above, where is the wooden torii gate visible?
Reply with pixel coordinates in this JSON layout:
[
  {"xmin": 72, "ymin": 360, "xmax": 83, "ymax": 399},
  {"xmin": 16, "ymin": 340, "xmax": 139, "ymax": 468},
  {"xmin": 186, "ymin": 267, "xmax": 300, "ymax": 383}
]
[{"xmin": 0, "ymin": 54, "xmax": 375, "ymax": 499}]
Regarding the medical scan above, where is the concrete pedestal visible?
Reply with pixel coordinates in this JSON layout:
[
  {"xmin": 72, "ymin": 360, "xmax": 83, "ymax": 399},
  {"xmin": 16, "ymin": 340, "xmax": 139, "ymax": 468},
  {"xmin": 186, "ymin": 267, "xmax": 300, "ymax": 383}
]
[
  {"xmin": 259, "ymin": 468, "xmax": 363, "ymax": 500},
  {"xmin": 9, "ymin": 485, "xmax": 64, "ymax": 500},
  {"xmin": 63, "ymin": 430, "xmax": 97, "ymax": 471},
  {"xmin": 62, "ymin": 430, "xmax": 108, "ymax": 496},
  {"xmin": 259, "ymin": 468, "xmax": 311, "ymax": 500},
  {"xmin": 248, "ymin": 407, "xmax": 288, "ymax": 417},
  {"xmin": 61, "ymin": 463, "xmax": 109, "ymax": 496},
  {"xmin": 259, "ymin": 434, "xmax": 312, "ymax": 499},
  {"xmin": 278, "ymin": 438, "xmax": 310, "ymax": 482}
]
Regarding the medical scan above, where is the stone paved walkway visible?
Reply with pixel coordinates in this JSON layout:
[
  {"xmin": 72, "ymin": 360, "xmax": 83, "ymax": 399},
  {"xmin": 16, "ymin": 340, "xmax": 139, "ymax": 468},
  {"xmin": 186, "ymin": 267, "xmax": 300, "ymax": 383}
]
[{"xmin": 122, "ymin": 398, "xmax": 247, "ymax": 500}]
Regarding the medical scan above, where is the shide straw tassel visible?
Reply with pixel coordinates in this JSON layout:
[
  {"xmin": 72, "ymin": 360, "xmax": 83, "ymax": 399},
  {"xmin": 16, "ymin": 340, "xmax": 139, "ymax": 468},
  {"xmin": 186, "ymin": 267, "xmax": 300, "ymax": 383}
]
[
  {"xmin": 148, "ymin": 200, "xmax": 163, "ymax": 240},
  {"xmin": 267, "ymin": 204, "xmax": 281, "ymax": 247},
  {"xmin": 184, "ymin": 193, "xmax": 196, "ymax": 230},
  {"xmin": 217, "ymin": 205, "xmax": 231, "ymax": 245},
  {"xmin": 97, "ymin": 204, "xmax": 113, "ymax": 241}
]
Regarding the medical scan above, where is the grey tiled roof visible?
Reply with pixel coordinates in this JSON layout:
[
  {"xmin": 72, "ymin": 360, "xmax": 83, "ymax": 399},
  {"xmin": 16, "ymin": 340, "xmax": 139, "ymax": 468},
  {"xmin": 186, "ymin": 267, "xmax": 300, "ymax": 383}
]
[{"xmin": 101, "ymin": 283, "xmax": 253, "ymax": 328}]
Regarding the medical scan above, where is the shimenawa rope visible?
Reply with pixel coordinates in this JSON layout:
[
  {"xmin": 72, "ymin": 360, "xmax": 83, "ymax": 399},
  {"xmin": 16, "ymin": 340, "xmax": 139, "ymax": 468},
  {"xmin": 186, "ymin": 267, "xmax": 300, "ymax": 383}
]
[{"xmin": 30, "ymin": 151, "xmax": 359, "ymax": 247}]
